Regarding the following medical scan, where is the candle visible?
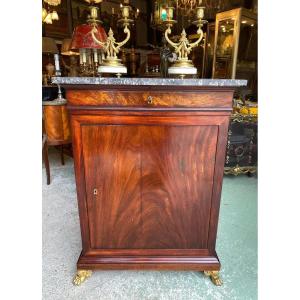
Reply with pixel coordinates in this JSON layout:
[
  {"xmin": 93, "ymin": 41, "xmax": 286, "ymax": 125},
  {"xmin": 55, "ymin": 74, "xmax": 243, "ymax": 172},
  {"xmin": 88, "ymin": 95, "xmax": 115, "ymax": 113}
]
[
  {"xmin": 197, "ymin": 7, "xmax": 204, "ymax": 19},
  {"xmin": 167, "ymin": 7, "xmax": 174, "ymax": 20},
  {"xmin": 54, "ymin": 54, "xmax": 60, "ymax": 71},
  {"xmin": 122, "ymin": 6, "xmax": 130, "ymax": 18},
  {"xmin": 79, "ymin": 50, "xmax": 83, "ymax": 65},
  {"xmin": 91, "ymin": 7, "xmax": 98, "ymax": 19},
  {"xmin": 87, "ymin": 49, "xmax": 92, "ymax": 65},
  {"xmin": 82, "ymin": 49, "xmax": 87, "ymax": 64},
  {"xmin": 93, "ymin": 49, "xmax": 98, "ymax": 63}
]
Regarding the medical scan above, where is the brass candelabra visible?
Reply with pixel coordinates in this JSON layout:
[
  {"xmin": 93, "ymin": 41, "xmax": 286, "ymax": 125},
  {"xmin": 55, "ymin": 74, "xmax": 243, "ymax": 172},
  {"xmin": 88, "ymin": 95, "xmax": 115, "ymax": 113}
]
[
  {"xmin": 91, "ymin": 3, "xmax": 132, "ymax": 77},
  {"xmin": 163, "ymin": 4, "xmax": 207, "ymax": 78}
]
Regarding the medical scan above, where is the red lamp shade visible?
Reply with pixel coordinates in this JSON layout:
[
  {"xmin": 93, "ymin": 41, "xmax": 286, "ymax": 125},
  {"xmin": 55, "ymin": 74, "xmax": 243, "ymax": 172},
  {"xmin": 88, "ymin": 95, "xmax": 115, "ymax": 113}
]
[{"xmin": 70, "ymin": 24, "xmax": 107, "ymax": 49}]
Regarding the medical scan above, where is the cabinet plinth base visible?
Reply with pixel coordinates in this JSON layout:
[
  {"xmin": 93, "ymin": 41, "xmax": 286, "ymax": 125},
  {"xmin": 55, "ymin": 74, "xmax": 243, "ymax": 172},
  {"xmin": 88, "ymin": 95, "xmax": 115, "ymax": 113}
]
[
  {"xmin": 75, "ymin": 251, "xmax": 221, "ymax": 284},
  {"xmin": 204, "ymin": 270, "xmax": 223, "ymax": 286},
  {"xmin": 73, "ymin": 269, "xmax": 93, "ymax": 286}
]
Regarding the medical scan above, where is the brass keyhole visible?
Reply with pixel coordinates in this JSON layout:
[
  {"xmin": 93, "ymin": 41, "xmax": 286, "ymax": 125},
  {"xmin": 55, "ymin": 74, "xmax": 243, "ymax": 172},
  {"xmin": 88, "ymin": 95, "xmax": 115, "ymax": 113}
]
[
  {"xmin": 147, "ymin": 96, "xmax": 153, "ymax": 105},
  {"xmin": 93, "ymin": 189, "xmax": 98, "ymax": 195}
]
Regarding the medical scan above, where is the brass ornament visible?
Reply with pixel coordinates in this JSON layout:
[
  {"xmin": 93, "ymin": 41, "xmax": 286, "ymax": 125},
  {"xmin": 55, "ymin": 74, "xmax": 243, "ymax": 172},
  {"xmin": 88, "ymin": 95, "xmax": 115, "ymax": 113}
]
[
  {"xmin": 92, "ymin": 27, "xmax": 131, "ymax": 67},
  {"xmin": 231, "ymin": 112, "xmax": 257, "ymax": 123},
  {"xmin": 224, "ymin": 165, "xmax": 257, "ymax": 176}
]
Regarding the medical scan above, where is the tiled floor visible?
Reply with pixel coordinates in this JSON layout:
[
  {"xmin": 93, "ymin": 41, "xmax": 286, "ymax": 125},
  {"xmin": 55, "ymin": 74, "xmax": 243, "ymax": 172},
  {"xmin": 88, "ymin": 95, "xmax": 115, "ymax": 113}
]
[{"xmin": 43, "ymin": 148, "xmax": 257, "ymax": 300}]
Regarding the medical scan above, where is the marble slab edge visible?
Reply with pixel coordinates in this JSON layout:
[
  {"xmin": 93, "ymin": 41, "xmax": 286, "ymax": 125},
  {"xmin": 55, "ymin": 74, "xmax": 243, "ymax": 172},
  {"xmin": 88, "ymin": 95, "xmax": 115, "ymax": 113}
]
[{"xmin": 52, "ymin": 77, "xmax": 247, "ymax": 87}]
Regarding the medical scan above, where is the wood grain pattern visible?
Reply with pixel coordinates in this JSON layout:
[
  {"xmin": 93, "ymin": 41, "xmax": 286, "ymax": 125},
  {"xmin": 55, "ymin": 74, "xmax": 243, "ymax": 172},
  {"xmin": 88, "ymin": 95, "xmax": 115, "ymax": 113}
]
[
  {"xmin": 77, "ymin": 254, "xmax": 220, "ymax": 271},
  {"xmin": 43, "ymin": 104, "xmax": 71, "ymax": 145},
  {"xmin": 66, "ymin": 90, "xmax": 233, "ymax": 109},
  {"xmin": 81, "ymin": 124, "xmax": 218, "ymax": 250},
  {"xmin": 141, "ymin": 126, "xmax": 218, "ymax": 249},
  {"xmin": 82, "ymin": 125, "xmax": 142, "ymax": 249},
  {"xmin": 66, "ymin": 84, "xmax": 234, "ymax": 271}
]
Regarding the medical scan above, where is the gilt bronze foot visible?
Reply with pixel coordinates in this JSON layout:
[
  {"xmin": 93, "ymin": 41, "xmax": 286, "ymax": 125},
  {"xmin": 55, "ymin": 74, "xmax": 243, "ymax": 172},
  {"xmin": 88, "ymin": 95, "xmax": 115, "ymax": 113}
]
[
  {"xmin": 204, "ymin": 270, "xmax": 223, "ymax": 286},
  {"xmin": 73, "ymin": 270, "xmax": 93, "ymax": 286}
]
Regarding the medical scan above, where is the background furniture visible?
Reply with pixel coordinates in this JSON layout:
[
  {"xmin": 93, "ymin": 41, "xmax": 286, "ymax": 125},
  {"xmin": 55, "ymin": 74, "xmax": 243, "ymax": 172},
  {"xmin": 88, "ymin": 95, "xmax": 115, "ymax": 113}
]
[
  {"xmin": 56, "ymin": 77, "xmax": 246, "ymax": 286},
  {"xmin": 224, "ymin": 112, "xmax": 257, "ymax": 176},
  {"xmin": 42, "ymin": 133, "xmax": 50, "ymax": 185},
  {"xmin": 212, "ymin": 8, "xmax": 257, "ymax": 98},
  {"xmin": 42, "ymin": 99, "xmax": 72, "ymax": 184}
]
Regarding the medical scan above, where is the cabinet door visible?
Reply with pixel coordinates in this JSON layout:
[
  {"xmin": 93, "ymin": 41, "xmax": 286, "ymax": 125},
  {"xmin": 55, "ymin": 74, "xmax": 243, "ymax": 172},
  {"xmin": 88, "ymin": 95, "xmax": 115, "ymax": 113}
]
[
  {"xmin": 81, "ymin": 122, "xmax": 218, "ymax": 250},
  {"xmin": 140, "ymin": 125, "xmax": 218, "ymax": 249},
  {"xmin": 81, "ymin": 125, "xmax": 143, "ymax": 249}
]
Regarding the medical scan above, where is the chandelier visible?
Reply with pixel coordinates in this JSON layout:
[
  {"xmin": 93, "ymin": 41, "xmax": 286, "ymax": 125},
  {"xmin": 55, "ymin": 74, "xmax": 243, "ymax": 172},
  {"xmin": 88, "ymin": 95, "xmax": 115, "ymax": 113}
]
[
  {"xmin": 177, "ymin": 0, "xmax": 203, "ymax": 16},
  {"xmin": 44, "ymin": 0, "xmax": 61, "ymax": 5},
  {"xmin": 42, "ymin": 0, "xmax": 61, "ymax": 24}
]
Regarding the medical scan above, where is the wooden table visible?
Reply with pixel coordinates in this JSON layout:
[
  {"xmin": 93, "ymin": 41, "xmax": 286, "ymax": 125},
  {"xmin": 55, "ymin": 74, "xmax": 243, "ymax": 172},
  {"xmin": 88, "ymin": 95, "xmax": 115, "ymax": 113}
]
[
  {"xmin": 55, "ymin": 77, "xmax": 246, "ymax": 287},
  {"xmin": 42, "ymin": 99, "xmax": 71, "ymax": 184}
]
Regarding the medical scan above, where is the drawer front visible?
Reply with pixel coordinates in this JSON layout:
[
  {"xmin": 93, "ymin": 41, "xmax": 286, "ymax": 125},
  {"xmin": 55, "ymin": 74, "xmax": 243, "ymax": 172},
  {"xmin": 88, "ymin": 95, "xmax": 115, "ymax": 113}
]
[{"xmin": 66, "ymin": 90, "xmax": 233, "ymax": 109}]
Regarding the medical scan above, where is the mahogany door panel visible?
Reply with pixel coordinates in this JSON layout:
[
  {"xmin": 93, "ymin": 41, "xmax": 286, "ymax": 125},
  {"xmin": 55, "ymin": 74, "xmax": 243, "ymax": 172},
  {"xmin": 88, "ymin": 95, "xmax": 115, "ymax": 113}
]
[
  {"xmin": 81, "ymin": 122, "xmax": 219, "ymax": 250},
  {"xmin": 81, "ymin": 125, "xmax": 143, "ymax": 249},
  {"xmin": 140, "ymin": 125, "xmax": 218, "ymax": 249}
]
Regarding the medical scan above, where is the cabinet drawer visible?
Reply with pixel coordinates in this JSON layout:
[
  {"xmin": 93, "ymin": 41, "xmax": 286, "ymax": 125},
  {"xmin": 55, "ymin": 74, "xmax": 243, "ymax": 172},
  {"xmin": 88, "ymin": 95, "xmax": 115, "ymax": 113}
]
[{"xmin": 66, "ymin": 90, "xmax": 233, "ymax": 109}]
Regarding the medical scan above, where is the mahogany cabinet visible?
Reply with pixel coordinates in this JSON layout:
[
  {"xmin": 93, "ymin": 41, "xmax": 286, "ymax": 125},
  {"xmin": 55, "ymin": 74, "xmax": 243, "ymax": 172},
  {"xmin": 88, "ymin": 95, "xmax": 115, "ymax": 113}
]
[{"xmin": 56, "ymin": 77, "xmax": 246, "ymax": 286}]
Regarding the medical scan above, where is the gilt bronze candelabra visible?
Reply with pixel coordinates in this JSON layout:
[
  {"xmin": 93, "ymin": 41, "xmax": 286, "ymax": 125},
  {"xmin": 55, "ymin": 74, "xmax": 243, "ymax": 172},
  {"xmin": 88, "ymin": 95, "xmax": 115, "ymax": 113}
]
[
  {"xmin": 163, "ymin": 5, "xmax": 207, "ymax": 78},
  {"xmin": 91, "ymin": 3, "xmax": 132, "ymax": 77}
]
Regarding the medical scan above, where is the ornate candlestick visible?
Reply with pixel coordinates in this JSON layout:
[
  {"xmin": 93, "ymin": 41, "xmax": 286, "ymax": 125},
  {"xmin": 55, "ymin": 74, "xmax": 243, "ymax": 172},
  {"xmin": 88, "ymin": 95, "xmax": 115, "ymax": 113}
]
[
  {"xmin": 163, "ymin": 5, "xmax": 207, "ymax": 78},
  {"xmin": 91, "ymin": 3, "xmax": 132, "ymax": 77}
]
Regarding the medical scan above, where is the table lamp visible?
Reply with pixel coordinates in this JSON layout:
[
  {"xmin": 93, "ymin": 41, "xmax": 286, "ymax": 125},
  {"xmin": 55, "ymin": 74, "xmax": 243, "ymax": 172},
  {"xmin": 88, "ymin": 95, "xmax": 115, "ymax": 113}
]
[
  {"xmin": 70, "ymin": 1, "xmax": 107, "ymax": 76},
  {"xmin": 61, "ymin": 38, "xmax": 80, "ymax": 77},
  {"xmin": 42, "ymin": 37, "xmax": 59, "ymax": 84}
]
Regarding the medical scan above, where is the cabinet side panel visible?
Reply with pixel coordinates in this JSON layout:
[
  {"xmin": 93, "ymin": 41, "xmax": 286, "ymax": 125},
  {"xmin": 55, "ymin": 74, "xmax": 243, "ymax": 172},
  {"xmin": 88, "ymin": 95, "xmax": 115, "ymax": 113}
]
[
  {"xmin": 81, "ymin": 125, "xmax": 142, "ymax": 249},
  {"xmin": 208, "ymin": 118, "xmax": 230, "ymax": 250},
  {"xmin": 141, "ymin": 125, "xmax": 218, "ymax": 249}
]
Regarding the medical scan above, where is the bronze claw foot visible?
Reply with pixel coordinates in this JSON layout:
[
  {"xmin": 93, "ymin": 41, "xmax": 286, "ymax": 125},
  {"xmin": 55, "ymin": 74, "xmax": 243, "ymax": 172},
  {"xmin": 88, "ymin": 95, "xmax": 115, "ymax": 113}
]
[
  {"xmin": 73, "ymin": 270, "xmax": 93, "ymax": 286},
  {"xmin": 204, "ymin": 270, "xmax": 223, "ymax": 286}
]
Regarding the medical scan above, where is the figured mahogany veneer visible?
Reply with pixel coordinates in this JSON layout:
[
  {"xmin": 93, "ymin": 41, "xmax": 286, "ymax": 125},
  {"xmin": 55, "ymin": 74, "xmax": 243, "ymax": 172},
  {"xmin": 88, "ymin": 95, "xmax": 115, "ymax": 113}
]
[
  {"xmin": 66, "ymin": 89, "xmax": 233, "ymax": 109},
  {"xmin": 65, "ymin": 84, "xmax": 234, "ymax": 272}
]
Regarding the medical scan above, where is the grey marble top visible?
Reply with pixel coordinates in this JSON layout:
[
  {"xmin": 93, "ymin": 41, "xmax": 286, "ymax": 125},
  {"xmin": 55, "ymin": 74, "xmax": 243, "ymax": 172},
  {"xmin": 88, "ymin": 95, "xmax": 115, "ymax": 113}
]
[{"xmin": 52, "ymin": 77, "xmax": 247, "ymax": 87}]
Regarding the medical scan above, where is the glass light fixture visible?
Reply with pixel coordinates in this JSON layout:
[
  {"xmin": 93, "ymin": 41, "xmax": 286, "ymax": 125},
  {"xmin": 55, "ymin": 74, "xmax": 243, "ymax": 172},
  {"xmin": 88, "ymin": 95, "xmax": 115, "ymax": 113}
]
[
  {"xmin": 44, "ymin": 13, "xmax": 53, "ymax": 24},
  {"xmin": 177, "ymin": 0, "xmax": 203, "ymax": 17},
  {"xmin": 44, "ymin": 0, "xmax": 61, "ymax": 6},
  {"xmin": 84, "ymin": 0, "xmax": 102, "ymax": 3},
  {"xmin": 51, "ymin": 11, "xmax": 59, "ymax": 21},
  {"xmin": 42, "ymin": 0, "xmax": 61, "ymax": 24},
  {"xmin": 42, "ymin": 8, "xmax": 48, "ymax": 21},
  {"xmin": 152, "ymin": 0, "xmax": 171, "ymax": 30}
]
